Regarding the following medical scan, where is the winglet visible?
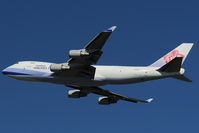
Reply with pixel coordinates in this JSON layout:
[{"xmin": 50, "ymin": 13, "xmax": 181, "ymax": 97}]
[
  {"xmin": 146, "ymin": 98, "xmax": 153, "ymax": 103},
  {"xmin": 106, "ymin": 26, "xmax": 117, "ymax": 32}
]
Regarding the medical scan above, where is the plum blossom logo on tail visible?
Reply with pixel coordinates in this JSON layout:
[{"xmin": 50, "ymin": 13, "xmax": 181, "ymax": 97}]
[{"xmin": 163, "ymin": 50, "xmax": 184, "ymax": 63}]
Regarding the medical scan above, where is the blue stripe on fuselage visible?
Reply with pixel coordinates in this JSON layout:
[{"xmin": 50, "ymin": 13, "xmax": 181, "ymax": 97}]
[
  {"xmin": 2, "ymin": 71, "xmax": 29, "ymax": 75},
  {"xmin": 2, "ymin": 68, "xmax": 50, "ymax": 76}
]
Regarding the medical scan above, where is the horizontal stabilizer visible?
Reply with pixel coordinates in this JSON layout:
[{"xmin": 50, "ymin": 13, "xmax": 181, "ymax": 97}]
[
  {"xmin": 158, "ymin": 57, "xmax": 183, "ymax": 72},
  {"xmin": 172, "ymin": 75, "xmax": 192, "ymax": 82}
]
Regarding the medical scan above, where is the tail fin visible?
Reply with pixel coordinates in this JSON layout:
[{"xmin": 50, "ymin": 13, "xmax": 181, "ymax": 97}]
[
  {"xmin": 150, "ymin": 43, "xmax": 194, "ymax": 67},
  {"xmin": 158, "ymin": 57, "xmax": 183, "ymax": 72},
  {"xmin": 157, "ymin": 56, "xmax": 192, "ymax": 82}
]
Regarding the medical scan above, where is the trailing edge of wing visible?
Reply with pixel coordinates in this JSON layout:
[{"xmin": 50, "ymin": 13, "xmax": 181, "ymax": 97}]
[{"xmin": 90, "ymin": 87, "xmax": 153, "ymax": 103}]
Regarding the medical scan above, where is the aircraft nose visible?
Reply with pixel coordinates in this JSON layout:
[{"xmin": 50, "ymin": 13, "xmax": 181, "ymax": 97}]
[{"xmin": 2, "ymin": 68, "xmax": 8, "ymax": 75}]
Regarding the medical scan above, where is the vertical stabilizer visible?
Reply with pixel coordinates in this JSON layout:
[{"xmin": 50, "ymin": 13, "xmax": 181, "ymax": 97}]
[
  {"xmin": 150, "ymin": 43, "xmax": 193, "ymax": 67},
  {"xmin": 158, "ymin": 57, "xmax": 183, "ymax": 72}
]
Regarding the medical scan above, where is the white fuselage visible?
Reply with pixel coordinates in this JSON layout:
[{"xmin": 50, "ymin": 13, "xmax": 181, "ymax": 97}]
[{"xmin": 2, "ymin": 61, "xmax": 185, "ymax": 87}]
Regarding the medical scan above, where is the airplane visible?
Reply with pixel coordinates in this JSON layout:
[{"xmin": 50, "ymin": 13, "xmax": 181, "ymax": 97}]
[{"xmin": 2, "ymin": 26, "xmax": 194, "ymax": 105}]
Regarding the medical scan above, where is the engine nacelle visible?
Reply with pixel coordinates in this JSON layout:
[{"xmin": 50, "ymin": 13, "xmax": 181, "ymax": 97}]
[
  {"xmin": 50, "ymin": 63, "xmax": 70, "ymax": 72},
  {"xmin": 98, "ymin": 96, "xmax": 118, "ymax": 105},
  {"xmin": 68, "ymin": 89, "xmax": 88, "ymax": 98},
  {"xmin": 69, "ymin": 49, "xmax": 89, "ymax": 58}
]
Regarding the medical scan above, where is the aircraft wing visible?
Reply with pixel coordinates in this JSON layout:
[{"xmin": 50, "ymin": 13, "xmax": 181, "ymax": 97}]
[
  {"xmin": 67, "ymin": 85, "xmax": 153, "ymax": 104},
  {"xmin": 67, "ymin": 26, "xmax": 117, "ymax": 66},
  {"xmin": 90, "ymin": 87, "xmax": 153, "ymax": 103}
]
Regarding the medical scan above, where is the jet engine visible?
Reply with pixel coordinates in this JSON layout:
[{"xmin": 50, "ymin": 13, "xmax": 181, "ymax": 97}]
[
  {"xmin": 98, "ymin": 96, "xmax": 118, "ymax": 105},
  {"xmin": 69, "ymin": 49, "xmax": 89, "ymax": 58},
  {"xmin": 50, "ymin": 63, "xmax": 70, "ymax": 72},
  {"xmin": 68, "ymin": 89, "xmax": 88, "ymax": 98}
]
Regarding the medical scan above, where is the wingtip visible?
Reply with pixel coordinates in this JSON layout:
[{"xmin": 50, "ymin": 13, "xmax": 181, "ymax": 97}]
[
  {"xmin": 106, "ymin": 26, "xmax": 117, "ymax": 32},
  {"xmin": 146, "ymin": 98, "xmax": 153, "ymax": 103}
]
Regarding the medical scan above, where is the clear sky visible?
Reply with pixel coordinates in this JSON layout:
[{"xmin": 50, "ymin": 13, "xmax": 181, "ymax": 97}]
[{"xmin": 0, "ymin": 0, "xmax": 198, "ymax": 133}]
